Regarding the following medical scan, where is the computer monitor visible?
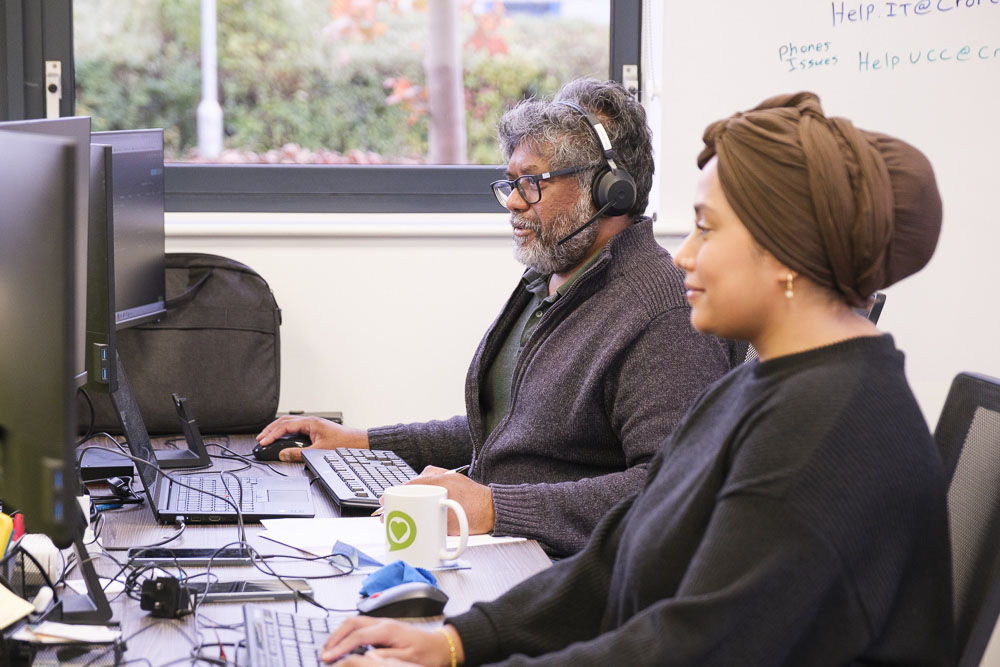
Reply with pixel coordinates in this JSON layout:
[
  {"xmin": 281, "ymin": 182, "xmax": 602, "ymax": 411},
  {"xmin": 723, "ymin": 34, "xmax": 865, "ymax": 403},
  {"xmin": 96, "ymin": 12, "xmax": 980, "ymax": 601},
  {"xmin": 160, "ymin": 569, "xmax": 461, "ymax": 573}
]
[
  {"xmin": 0, "ymin": 130, "xmax": 113, "ymax": 624},
  {"xmin": 86, "ymin": 132, "xmax": 207, "ymax": 469},
  {"xmin": 92, "ymin": 129, "xmax": 167, "ymax": 330},
  {"xmin": 0, "ymin": 116, "xmax": 90, "ymax": 388},
  {"xmin": 0, "ymin": 129, "xmax": 81, "ymax": 546},
  {"xmin": 85, "ymin": 144, "xmax": 119, "ymax": 392}
]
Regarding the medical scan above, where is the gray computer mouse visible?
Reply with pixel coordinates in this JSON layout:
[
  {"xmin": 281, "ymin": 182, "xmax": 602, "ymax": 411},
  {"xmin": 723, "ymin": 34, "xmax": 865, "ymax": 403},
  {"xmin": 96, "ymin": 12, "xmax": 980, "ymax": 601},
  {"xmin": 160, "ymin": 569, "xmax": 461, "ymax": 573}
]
[
  {"xmin": 356, "ymin": 582, "xmax": 449, "ymax": 618},
  {"xmin": 252, "ymin": 434, "xmax": 311, "ymax": 461}
]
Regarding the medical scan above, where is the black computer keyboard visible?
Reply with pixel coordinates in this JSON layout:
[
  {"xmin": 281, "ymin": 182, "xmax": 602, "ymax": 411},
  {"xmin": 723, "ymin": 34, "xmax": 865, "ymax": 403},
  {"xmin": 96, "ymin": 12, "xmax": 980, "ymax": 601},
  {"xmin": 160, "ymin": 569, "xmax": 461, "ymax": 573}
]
[
  {"xmin": 244, "ymin": 604, "xmax": 355, "ymax": 667},
  {"xmin": 301, "ymin": 448, "xmax": 418, "ymax": 510}
]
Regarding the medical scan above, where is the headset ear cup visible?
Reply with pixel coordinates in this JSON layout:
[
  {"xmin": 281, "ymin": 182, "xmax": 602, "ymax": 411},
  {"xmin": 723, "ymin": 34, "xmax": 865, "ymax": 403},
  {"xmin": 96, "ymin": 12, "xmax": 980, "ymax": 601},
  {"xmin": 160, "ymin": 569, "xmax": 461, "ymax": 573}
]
[{"xmin": 592, "ymin": 168, "xmax": 636, "ymax": 217}]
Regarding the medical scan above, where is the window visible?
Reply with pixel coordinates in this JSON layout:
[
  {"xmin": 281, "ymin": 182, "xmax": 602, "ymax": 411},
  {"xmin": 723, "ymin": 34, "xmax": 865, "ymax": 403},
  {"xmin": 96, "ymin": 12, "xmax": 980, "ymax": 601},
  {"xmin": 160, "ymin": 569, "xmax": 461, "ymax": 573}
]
[{"xmin": 9, "ymin": 0, "xmax": 641, "ymax": 212}]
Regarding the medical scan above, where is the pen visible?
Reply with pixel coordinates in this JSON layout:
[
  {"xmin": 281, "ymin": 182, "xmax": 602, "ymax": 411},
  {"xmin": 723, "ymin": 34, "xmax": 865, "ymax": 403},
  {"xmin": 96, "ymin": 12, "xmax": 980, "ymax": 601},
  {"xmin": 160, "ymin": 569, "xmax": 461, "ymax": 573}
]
[{"xmin": 371, "ymin": 464, "xmax": 471, "ymax": 516}]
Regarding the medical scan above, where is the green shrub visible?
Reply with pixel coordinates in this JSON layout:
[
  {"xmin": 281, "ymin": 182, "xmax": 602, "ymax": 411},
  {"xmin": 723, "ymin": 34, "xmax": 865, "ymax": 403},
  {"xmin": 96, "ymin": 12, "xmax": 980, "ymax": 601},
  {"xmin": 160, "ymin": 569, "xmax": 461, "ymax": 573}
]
[{"xmin": 73, "ymin": 0, "xmax": 608, "ymax": 163}]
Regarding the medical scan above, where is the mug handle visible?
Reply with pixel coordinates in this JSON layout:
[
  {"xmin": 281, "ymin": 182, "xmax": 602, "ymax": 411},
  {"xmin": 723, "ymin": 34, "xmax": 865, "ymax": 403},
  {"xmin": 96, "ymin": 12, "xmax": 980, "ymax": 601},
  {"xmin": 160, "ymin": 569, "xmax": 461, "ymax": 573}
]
[{"xmin": 438, "ymin": 498, "xmax": 469, "ymax": 561}]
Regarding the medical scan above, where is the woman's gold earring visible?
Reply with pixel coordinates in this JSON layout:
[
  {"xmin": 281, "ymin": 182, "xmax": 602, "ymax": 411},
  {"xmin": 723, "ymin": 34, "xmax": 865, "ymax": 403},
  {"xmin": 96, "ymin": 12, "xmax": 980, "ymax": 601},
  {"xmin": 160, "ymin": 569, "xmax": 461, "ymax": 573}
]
[{"xmin": 785, "ymin": 273, "xmax": 794, "ymax": 299}]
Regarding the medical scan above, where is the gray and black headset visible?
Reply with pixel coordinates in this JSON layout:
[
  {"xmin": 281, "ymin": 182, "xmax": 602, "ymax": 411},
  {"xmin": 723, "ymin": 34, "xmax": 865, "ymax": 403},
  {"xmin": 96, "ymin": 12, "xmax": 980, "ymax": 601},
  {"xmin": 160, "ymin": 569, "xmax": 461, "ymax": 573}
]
[{"xmin": 557, "ymin": 100, "xmax": 637, "ymax": 217}]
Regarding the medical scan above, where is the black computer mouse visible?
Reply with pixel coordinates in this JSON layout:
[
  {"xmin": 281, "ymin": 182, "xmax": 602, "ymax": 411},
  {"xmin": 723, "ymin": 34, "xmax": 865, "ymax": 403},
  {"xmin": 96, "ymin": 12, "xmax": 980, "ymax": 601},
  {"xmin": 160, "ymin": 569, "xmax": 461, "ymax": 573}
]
[
  {"xmin": 252, "ymin": 434, "xmax": 311, "ymax": 461},
  {"xmin": 356, "ymin": 582, "xmax": 449, "ymax": 618}
]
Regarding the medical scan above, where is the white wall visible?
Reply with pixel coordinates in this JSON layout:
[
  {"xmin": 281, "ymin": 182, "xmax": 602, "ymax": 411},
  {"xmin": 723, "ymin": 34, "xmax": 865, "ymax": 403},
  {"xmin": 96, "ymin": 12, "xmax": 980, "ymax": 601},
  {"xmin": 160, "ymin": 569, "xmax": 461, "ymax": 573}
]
[
  {"xmin": 166, "ymin": 203, "xmax": 990, "ymax": 433},
  {"xmin": 166, "ymin": 214, "xmax": 523, "ymax": 428},
  {"xmin": 165, "ymin": 213, "xmax": 689, "ymax": 429}
]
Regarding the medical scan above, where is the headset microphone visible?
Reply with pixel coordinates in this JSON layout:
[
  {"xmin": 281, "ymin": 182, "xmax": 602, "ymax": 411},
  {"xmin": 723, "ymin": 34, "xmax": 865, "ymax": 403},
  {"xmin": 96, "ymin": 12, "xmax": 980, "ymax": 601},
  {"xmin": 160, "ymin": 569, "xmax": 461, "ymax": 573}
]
[{"xmin": 557, "ymin": 200, "xmax": 614, "ymax": 246}]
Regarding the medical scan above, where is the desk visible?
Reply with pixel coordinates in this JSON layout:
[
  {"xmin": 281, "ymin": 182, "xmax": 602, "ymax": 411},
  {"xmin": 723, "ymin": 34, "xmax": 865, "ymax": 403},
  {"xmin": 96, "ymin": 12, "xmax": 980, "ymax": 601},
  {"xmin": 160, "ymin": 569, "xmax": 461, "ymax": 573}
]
[{"xmin": 62, "ymin": 435, "xmax": 552, "ymax": 664}]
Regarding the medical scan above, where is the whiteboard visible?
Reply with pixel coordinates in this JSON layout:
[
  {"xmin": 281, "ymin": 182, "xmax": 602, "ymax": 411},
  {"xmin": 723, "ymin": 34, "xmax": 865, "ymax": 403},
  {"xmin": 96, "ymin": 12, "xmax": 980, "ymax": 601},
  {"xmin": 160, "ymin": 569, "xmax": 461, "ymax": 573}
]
[
  {"xmin": 659, "ymin": 0, "xmax": 998, "ymax": 231},
  {"xmin": 656, "ymin": 0, "xmax": 1000, "ymax": 420}
]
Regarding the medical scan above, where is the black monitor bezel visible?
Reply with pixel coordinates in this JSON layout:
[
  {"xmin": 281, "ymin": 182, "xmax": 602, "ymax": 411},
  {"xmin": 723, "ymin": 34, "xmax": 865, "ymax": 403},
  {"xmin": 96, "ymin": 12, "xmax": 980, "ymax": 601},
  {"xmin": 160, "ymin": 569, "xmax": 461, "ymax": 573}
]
[
  {"xmin": 0, "ymin": 116, "xmax": 92, "ymax": 387},
  {"xmin": 0, "ymin": 129, "xmax": 83, "ymax": 547},
  {"xmin": 91, "ymin": 128, "xmax": 168, "ymax": 331}
]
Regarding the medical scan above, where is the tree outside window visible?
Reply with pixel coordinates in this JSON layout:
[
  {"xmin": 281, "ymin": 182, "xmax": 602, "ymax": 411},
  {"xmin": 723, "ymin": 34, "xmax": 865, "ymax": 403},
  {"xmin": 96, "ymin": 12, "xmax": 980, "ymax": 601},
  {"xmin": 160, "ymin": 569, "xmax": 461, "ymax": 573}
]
[{"xmin": 74, "ymin": 0, "xmax": 610, "ymax": 166}]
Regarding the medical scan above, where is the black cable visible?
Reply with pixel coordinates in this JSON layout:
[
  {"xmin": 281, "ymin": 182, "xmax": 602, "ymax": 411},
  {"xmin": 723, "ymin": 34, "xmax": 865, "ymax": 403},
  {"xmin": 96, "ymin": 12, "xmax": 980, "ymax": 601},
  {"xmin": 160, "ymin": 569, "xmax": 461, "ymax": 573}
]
[
  {"xmin": 218, "ymin": 473, "xmax": 246, "ymax": 545},
  {"xmin": 75, "ymin": 445, "xmax": 246, "ymax": 539},
  {"xmin": 185, "ymin": 542, "xmax": 237, "ymax": 657},
  {"xmin": 76, "ymin": 386, "xmax": 97, "ymax": 445},
  {"xmin": 195, "ymin": 613, "xmax": 245, "ymax": 631},
  {"xmin": 76, "ymin": 432, "xmax": 129, "ymax": 454},
  {"xmin": 76, "ymin": 623, "xmax": 158, "ymax": 667},
  {"xmin": 78, "ymin": 540, "xmax": 359, "ymax": 663},
  {"xmin": 205, "ymin": 441, "xmax": 288, "ymax": 476},
  {"xmin": 76, "ymin": 550, "xmax": 141, "ymax": 603},
  {"xmin": 87, "ymin": 473, "xmax": 145, "ymax": 508},
  {"xmin": 240, "ymin": 543, "xmax": 358, "ymax": 613}
]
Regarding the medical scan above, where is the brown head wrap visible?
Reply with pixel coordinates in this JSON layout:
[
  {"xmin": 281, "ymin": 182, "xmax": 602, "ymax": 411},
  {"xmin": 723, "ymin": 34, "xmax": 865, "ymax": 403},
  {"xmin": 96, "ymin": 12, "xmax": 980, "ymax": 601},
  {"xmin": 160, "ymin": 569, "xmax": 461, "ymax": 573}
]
[{"xmin": 698, "ymin": 92, "xmax": 942, "ymax": 307}]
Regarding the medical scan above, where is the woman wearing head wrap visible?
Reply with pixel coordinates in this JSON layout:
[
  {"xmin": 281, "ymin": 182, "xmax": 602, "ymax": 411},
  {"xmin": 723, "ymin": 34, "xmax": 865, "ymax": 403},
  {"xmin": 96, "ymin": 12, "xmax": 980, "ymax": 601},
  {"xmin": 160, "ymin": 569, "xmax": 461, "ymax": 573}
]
[{"xmin": 320, "ymin": 93, "xmax": 954, "ymax": 667}]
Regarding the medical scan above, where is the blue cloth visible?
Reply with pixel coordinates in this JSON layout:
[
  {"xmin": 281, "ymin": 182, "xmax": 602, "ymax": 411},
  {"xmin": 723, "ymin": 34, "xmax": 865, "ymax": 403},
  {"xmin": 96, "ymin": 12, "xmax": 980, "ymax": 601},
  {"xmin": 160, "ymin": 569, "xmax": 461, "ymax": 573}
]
[{"xmin": 359, "ymin": 560, "xmax": 437, "ymax": 597}]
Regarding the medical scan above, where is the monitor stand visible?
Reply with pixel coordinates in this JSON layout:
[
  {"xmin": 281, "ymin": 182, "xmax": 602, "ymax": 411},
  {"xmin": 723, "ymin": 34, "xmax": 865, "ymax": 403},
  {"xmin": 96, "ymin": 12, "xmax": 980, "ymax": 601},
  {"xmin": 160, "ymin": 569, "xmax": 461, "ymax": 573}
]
[
  {"xmin": 57, "ymin": 535, "xmax": 113, "ymax": 624},
  {"xmin": 109, "ymin": 350, "xmax": 210, "ymax": 470}
]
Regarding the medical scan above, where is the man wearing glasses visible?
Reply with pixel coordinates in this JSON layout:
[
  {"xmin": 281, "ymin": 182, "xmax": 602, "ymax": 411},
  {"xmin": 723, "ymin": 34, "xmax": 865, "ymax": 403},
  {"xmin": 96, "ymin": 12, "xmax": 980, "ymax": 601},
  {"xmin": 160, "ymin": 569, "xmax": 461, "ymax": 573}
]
[{"xmin": 258, "ymin": 79, "xmax": 737, "ymax": 557}]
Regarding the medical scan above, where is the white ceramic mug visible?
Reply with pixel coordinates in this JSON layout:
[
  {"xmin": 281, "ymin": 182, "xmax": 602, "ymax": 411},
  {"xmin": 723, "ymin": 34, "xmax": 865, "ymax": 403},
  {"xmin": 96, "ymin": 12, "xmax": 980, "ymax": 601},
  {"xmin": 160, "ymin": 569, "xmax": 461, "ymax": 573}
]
[{"xmin": 381, "ymin": 485, "xmax": 469, "ymax": 569}]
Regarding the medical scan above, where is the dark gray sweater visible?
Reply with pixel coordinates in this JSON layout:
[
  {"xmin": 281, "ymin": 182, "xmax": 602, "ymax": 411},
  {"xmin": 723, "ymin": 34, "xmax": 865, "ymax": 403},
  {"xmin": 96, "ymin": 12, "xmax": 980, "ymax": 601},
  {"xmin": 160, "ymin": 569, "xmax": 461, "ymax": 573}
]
[
  {"xmin": 449, "ymin": 335, "xmax": 955, "ymax": 666},
  {"xmin": 368, "ymin": 220, "xmax": 735, "ymax": 556}
]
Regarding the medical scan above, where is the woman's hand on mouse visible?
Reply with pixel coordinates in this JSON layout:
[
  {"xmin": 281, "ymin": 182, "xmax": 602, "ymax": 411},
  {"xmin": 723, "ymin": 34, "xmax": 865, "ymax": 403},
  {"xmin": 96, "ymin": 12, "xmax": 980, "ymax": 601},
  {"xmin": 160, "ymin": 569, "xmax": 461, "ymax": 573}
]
[
  {"xmin": 322, "ymin": 617, "xmax": 463, "ymax": 666},
  {"xmin": 256, "ymin": 415, "xmax": 369, "ymax": 462}
]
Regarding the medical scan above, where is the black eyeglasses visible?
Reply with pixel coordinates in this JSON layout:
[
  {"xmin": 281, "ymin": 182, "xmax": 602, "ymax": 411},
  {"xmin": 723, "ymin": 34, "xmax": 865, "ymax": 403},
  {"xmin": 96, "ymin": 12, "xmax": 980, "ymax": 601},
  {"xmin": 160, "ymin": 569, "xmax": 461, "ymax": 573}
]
[{"xmin": 490, "ymin": 164, "xmax": 595, "ymax": 208}]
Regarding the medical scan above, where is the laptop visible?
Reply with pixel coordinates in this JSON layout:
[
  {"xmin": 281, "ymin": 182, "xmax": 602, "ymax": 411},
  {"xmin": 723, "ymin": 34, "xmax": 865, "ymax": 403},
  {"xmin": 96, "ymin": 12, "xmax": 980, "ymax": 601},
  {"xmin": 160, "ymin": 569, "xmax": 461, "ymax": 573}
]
[{"xmin": 116, "ymin": 371, "xmax": 314, "ymax": 523}]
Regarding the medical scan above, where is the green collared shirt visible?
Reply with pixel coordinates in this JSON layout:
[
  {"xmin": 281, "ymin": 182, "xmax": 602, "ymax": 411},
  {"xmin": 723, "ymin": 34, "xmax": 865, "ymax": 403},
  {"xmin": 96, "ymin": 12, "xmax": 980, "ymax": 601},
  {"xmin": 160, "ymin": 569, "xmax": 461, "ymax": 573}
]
[{"xmin": 480, "ymin": 252, "xmax": 604, "ymax": 439}]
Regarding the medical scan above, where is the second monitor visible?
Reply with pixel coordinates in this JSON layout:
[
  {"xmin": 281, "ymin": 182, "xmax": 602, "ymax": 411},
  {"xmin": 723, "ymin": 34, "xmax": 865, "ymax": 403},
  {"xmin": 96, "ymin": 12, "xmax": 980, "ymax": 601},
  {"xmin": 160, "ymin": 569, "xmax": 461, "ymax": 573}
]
[
  {"xmin": 86, "ymin": 130, "xmax": 204, "ymax": 468},
  {"xmin": 95, "ymin": 129, "xmax": 167, "ymax": 331}
]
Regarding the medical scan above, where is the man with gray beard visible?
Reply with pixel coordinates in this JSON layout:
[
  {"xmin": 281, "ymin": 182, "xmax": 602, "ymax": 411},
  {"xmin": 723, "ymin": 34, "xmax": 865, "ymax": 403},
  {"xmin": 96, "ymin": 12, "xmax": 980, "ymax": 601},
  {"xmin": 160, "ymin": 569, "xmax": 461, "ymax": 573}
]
[{"xmin": 258, "ymin": 79, "xmax": 738, "ymax": 557}]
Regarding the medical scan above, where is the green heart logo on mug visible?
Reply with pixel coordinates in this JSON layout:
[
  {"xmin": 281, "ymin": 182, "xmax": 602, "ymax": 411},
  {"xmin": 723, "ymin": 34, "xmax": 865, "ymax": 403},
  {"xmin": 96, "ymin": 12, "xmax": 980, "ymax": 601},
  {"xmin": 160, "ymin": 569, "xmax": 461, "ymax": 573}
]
[{"xmin": 386, "ymin": 511, "xmax": 417, "ymax": 550}]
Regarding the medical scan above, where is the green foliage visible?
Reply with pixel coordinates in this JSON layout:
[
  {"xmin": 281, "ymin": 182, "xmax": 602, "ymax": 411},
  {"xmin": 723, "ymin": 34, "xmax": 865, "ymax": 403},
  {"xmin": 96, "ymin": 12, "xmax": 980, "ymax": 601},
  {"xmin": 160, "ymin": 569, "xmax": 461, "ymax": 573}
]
[{"xmin": 73, "ymin": 1, "xmax": 608, "ymax": 163}]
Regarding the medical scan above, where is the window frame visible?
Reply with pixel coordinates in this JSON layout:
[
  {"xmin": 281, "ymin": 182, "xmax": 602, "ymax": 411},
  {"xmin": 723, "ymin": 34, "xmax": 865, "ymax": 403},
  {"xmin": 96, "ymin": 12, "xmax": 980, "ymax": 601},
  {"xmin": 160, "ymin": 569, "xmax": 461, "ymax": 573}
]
[{"xmin": 7, "ymin": 0, "xmax": 642, "ymax": 214}]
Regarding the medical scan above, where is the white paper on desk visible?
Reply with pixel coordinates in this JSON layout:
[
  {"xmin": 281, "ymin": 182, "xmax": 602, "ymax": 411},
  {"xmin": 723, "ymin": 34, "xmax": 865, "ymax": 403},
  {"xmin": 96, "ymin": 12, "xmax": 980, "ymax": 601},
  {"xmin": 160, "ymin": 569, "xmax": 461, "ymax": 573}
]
[
  {"xmin": 259, "ymin": 517, "xmax": 525, "ymax": 562},
  {"xmin": 65, "ymin": 577, "xmax": 125, "ymax": 596},
  {"xmin": 260, "ymin": 517, "xmax": 383, "ymax": 558},
  {"xmin": 12, "ymin": 621, "xmax": 120, "ymax": 644},
  {"xmin": 0, "ymin": 583, "xmax": 35, "ymax": 628}
]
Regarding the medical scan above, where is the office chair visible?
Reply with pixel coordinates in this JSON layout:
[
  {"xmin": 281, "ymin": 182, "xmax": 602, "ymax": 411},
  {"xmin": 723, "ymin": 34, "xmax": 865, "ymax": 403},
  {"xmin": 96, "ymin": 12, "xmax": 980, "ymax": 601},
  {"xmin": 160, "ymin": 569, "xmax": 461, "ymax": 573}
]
[
  {"xmin": 742, "ymin": 292, "xmax": 887, "ymax": 364},
  {"xmin": 934, "ymin": 372, "xmax": 1000, "ymax": 667}
]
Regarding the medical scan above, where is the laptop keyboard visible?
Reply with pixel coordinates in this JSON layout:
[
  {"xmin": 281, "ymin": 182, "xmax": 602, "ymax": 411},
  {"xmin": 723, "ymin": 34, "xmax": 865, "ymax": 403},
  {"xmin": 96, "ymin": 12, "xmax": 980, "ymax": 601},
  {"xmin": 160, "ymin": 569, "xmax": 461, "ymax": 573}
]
[
  {"xmin": 172, "ymin": 475, "xmax": 259, "ymax": 513},
  {"xmin": 244, "ymin": 605, "xmax": 354, "ymax": 667}
]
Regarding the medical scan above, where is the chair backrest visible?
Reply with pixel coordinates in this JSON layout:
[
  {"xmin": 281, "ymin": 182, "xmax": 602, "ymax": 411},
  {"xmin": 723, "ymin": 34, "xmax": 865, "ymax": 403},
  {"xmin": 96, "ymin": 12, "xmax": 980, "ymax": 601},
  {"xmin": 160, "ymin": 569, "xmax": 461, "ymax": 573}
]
[
  {"xmin": 934, "ymin": 372, "xmax": 1000, "ymax": 666},
  {"xmin": 742, "ymin": 292, "xmax": 886, "ymax": 364}
]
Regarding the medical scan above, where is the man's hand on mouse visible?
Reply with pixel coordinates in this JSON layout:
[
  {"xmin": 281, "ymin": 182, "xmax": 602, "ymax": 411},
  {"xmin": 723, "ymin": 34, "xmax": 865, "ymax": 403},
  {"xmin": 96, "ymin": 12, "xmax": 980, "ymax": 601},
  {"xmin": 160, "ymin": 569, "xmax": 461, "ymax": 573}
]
[
  {"xmin": 256, "ymin": 415, "xmax": 369, "ymax": 462},
  {"xmin": 408, "ymin": 466, "xmax": 496, "ymax": 535},
  {"xmin": 322, "ymin": 616, "xmax": 463, "ymax": 666}
]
